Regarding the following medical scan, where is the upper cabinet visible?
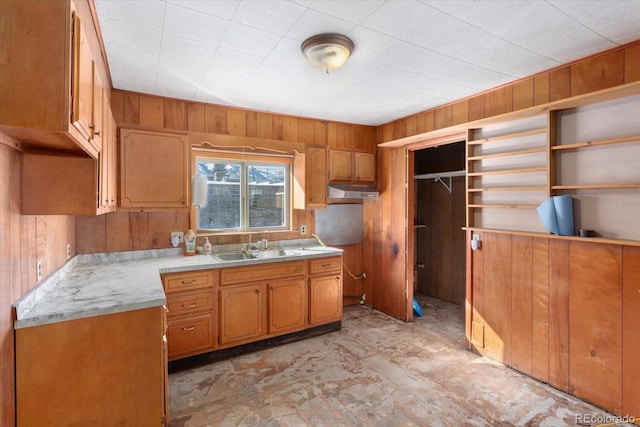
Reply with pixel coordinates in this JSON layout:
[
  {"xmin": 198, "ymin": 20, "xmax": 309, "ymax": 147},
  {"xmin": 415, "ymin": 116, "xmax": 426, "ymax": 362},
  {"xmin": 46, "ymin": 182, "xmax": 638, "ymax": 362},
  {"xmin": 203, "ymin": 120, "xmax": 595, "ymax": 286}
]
[
  {"xmin": 329, "ymin": 149, "xmax": 375, "ymax": 183},
  {"xmin": 329, "ymin": 149, "xmax": 353, "ymax": 181},
  {"xmin": 22, "ymin": 103, "xmax": 118, "ymax": 216},
  {"xmin": 119, "ymin": 127, "xmax": 190, "ymax": 210},
  {"xmin": 306, "ymin": 146, "xmax": 327, "ymax": 208},
  {"xmin": 98, "ymin": 103, "xmax": 117, "ymax": 211},
  {"xmin": 0, "ymin": 0, "xmax": 108, "ymax": 157},
  {"xmin": 354, "ymin": 151, "xmax": 376, "ymax": 182}
]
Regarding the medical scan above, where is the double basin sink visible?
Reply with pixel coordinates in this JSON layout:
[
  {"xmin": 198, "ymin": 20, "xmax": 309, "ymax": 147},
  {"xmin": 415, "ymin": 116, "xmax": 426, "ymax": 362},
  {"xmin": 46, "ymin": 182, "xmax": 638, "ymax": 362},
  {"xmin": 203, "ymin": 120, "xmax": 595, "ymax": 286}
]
[{"xmin": 213, "ymin": 248, "xmax": 301, "ymax": 262}]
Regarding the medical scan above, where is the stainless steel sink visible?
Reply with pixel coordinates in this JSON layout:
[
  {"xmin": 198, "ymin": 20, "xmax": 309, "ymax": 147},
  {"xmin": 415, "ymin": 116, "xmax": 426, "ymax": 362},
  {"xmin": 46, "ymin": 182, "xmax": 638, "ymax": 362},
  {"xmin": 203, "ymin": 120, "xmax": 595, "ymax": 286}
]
[
  {"xmin": 253, "ymin": 249, "xmax": 288, "ymax": 259},
  {"xmin": 213, "ymin": 248, "xmax": 298, "ymax": 262},
  {"xmin": 214, "ymin": 252, "xmax": 250, "ymax": 261}
]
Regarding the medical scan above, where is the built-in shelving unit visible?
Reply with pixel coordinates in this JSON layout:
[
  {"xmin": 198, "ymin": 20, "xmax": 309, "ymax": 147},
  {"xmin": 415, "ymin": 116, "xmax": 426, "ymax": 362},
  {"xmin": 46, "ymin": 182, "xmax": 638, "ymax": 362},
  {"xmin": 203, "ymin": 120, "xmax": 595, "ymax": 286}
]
[
  {"xmin": 466, "ymin": 117, "xmax": 549, "ymax": 231},
  {"xmin": 466, "ymin": 94, "xmax": 640, "ymax": 240}
]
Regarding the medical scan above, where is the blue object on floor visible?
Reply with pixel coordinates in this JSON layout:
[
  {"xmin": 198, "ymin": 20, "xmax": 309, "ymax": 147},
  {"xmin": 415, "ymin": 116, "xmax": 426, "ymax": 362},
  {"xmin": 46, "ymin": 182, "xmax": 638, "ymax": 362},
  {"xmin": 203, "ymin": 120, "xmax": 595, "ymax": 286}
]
[{"xmin": 412, "ymin": 298, "xmax": 423, "ymax": 317}]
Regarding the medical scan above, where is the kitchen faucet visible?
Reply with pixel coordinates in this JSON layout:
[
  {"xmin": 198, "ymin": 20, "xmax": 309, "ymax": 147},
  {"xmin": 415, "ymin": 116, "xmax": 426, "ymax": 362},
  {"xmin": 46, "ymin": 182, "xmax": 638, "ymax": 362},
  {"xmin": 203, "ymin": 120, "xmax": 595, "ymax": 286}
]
[{"xmin": 245, "ymin": 238, "xmax": 267, "ymax": 251}]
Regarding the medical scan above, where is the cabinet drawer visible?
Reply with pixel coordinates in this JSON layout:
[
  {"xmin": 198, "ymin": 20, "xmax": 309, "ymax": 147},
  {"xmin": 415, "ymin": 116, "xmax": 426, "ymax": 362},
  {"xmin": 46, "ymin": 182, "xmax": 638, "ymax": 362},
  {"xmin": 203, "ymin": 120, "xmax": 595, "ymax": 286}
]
[
  {"xmin": 220, "ymin": 261, "xmax": 305, "ymax": 285},
  {"xmin": 163, "ymin": 270, "xmax": 215, "ymax": 293},
  {"xmin": 309, "ymin": 256, "xmax": 342, "ymax": 275},
  {"xmin": 167, "ymin": 314, "xmax": 214, "ymax": 359},
  {"xmin": 166, "ymin": 292, "xmax": 214, "ymax": 318}
]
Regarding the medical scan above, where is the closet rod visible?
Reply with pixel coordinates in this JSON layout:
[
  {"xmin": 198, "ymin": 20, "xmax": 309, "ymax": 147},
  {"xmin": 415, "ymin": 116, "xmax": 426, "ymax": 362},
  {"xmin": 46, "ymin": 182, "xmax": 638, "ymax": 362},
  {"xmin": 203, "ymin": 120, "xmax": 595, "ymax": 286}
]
[{"xmin": 413, "ymin": 169, "xmax": 466, "ymax": 180}]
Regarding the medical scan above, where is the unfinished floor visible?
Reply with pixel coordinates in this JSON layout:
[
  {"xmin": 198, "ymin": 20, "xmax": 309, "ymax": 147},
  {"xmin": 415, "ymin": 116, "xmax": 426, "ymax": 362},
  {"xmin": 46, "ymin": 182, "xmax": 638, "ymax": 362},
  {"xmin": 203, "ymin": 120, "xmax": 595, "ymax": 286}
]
[{"xmin": 168, "ymin": 295, "xmax": 628, "ymax": 426}]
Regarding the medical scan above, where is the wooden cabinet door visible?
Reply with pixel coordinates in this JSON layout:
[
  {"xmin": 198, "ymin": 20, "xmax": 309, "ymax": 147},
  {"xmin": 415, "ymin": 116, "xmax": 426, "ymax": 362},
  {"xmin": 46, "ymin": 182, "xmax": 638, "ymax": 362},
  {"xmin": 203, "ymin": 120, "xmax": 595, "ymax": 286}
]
[
  {"xmin": 97, "ymin": 92, "xmax": 112, "ymax": 213},
  {"xmin": 119, "ymin": 128, "xmax": 190, "ymax": 209},
  {"xmin": 98, "ymin": 112, "xmax": 108, "ymax": 211},
  {"xmin": 329, "ymin": 149, "xmax": 352, "ymax": 182},
  {"xmin": 167, "ymin": 314, "xmax": 214, "ymax": 360},
  {"xmin": 354, "ymin": 152, "xmax": 375, "ymax": 182},
  {"xmin": 220, "ymin": 261, "xmax": 304, "ymax": 286},
  {"xmin": 268, "ymin": 278, "xmax": 306, "ymax": 334},
  {"xmin": 163, "ymin": 270, "xmax": 215, "ymax": 293},
  {"xmin": 88, "ymin": 67, "xmax": 103, "ymax": 154},
  {"xmin": 308, "ymin": 275, "xmax": 343, "ymax": 326},
  {"xmin": 309, "ymin": 256, "xmax": 341, "ymax": 275},
  {"xmin": 70, "ymin": 11, "xmax": 93, "ymax": 143},
  {"xmin": 219, "ymin": 283, "xmax": 266, "ymax": 346},
  {"xmin": 108, "ymin": 112, "xmax": 118, "ymax": 207},
  {"xmin": 306, "ymin": 146, "xmax": 327, "ymax": 207},
  {"xmin": 16, "ymin": 307, "xmax": 166, "ymax": 426}
]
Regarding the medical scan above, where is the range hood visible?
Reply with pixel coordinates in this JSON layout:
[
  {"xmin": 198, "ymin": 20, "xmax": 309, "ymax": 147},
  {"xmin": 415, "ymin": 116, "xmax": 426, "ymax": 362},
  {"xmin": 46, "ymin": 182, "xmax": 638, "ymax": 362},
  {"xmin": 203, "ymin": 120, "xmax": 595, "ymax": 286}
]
[{"xmin": 327, "ymin": 184, "xmax": 379, "ymax": 199}]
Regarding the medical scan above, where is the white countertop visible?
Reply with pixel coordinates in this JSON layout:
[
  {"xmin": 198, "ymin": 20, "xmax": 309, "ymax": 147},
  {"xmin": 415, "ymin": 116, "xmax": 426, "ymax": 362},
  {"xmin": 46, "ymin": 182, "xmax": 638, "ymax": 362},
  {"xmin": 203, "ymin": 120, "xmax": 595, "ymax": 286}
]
[{"xmin": 13, "ymin": 241, "xmax": 342, "ymax": 329}]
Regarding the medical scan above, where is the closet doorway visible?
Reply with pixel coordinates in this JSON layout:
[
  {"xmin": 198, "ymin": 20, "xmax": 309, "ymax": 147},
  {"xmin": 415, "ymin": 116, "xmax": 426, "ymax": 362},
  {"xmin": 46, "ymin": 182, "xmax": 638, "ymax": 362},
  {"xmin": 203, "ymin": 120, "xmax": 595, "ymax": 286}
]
[{"xmin": 413, "ymin": 141, "xmax": 466, "ymax": 306}]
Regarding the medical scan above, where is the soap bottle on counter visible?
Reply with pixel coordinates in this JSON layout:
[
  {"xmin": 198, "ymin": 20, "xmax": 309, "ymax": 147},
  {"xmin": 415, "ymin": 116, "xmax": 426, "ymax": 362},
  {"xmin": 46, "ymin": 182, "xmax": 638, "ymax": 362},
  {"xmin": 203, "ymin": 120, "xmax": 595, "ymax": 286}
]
[
  {"xmin": 203, "ymin": 237, "xmax": 212, "ymax": 255},
  {"xmin": 184, "ymin": 229, "xmax": 196, "ymax": 256}
]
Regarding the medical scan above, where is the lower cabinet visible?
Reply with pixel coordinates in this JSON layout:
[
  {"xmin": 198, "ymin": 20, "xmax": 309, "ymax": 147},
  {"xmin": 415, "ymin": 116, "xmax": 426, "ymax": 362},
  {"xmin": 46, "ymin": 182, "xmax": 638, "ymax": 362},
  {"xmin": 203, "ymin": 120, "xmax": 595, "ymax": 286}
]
[
  {"xmin": 309, "ymin": 275, "xmax": 343, "ymax": 326},
  {"xmin": 167, "ymin": 313, "xmax": 215, "ymax": 358},
  {"xmin": 308, "ymin": 256, "xmax": 343, "ymax": 326},
  {"xmin": 162, "ymin": 270, "xmax": 217, "ymax": 360},
  {"xmin": 166, "ymin": 255, "xmax": 343, "ymax": 359},
  {"xmin": 268, "ymin": 278, "xmax": 307, "ymax": 334},
  {"xmin": 219, "ymin": 282, "xmax": 267, "ymax": 346},
  {"xmin": 16, "ymin": 307, "xmax": 167, "ymax": 426}
]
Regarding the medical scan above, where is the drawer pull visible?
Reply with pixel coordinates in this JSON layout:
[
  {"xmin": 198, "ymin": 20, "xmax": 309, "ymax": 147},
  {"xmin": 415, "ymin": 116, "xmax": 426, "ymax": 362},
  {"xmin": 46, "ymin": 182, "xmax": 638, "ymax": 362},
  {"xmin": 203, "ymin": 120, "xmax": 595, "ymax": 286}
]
[
  {"xmin": 181, "ymin": 279, "xmax": 196, "ymax": 285},
  {"xmin": 321, "ymin": 263, "xmax": 331, "ymax": 267},
  {"xmin": 182, "ymin": 303, "xmax": 197, "ymax": 308},
  {"xmin": 181, "ymin": 325, "xmax": 196, "ymax": 331}
]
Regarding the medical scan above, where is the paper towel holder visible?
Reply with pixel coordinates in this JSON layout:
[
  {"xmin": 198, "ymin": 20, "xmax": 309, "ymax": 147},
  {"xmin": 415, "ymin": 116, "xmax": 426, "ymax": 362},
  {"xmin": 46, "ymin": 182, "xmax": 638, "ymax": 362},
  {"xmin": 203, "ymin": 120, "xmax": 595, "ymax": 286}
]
[{"xmin": 191, "ymin": 175, "xmax": 208, "ymax": 207}]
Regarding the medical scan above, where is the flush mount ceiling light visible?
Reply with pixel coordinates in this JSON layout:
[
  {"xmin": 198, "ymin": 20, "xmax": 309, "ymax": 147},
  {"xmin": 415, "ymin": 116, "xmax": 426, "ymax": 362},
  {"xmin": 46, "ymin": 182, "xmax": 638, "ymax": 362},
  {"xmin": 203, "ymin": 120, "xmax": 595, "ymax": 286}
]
[{"xmin": 301, "ymin": 33, "xmax": 354, "ymax": 74}]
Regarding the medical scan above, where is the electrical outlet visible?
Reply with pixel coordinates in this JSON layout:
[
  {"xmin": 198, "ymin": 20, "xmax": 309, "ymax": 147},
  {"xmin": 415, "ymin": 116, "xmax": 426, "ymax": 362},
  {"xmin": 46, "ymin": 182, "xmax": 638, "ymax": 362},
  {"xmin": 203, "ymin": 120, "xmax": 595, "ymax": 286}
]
[
  {"xmin": 473, "ymin": 234, "xmax": 480, "ymax": 241},
  {"xmin": 300, "ymin": 225, "xmax": 307, "ymax": 235},
  {"xmin": 171, "ymin": 231, "xmax": 184, "ymax": 243},
  {"xmin": 36, "ymin": 260, "xmax": 42, "ymax": 281},
  {"xmin": 66, "ymin": 243, "xmax": 71, "ymax": 259}
]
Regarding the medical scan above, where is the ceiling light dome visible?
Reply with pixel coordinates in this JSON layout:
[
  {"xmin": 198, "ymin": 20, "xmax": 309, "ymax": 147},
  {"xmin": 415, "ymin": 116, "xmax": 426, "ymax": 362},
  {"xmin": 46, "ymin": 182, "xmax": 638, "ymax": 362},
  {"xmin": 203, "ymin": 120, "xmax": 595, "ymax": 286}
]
[{"xmin": 301, "ymin": 33, "xmax": 354, "ymax": 74}]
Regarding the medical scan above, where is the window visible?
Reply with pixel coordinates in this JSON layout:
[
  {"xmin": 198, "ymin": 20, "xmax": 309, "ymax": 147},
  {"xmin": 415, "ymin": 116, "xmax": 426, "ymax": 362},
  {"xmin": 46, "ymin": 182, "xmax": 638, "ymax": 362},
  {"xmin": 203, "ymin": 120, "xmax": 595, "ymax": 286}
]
[{"xmin": 195, "ymin": 154, "xmax": 290, "ymax": 232}]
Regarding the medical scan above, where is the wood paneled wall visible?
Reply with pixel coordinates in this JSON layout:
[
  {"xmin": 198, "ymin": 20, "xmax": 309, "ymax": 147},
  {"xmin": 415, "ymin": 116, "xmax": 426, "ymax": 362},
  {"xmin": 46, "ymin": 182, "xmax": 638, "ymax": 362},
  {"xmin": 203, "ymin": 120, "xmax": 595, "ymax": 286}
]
[
  {"xmin": 378, "ymin": 41, "xmax": 640, "ymax": 144},
  {"xmin": 0, "ymin": 144, "xmax": 75, "ymax": 427},
  {"xmin": 75, "ymin": 90, "xmax": 377, "ymax": 254},
  {"xmin": 110, "ymin": 90, "xmax": 376, "ymax": 150},
  {"xmin": 469, "ymin": 230, "xmax": 640, "ymax": 418}
]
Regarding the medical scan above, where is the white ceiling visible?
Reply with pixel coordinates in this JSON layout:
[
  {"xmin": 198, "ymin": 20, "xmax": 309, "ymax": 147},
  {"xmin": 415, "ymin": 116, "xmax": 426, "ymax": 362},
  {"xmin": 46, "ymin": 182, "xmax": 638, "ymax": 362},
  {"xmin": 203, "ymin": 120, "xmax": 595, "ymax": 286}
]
[{"xmin": 94, "ymin": 0, "xmax": 640, "ymax": 126}]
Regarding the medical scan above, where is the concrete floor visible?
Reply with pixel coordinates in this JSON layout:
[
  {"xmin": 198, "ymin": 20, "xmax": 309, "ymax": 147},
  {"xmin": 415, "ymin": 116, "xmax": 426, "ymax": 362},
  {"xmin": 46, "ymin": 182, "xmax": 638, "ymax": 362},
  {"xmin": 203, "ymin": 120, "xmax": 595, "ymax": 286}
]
[{"xmin": 168, "ymin": 294, "xmax": 629, "ymax": 426}]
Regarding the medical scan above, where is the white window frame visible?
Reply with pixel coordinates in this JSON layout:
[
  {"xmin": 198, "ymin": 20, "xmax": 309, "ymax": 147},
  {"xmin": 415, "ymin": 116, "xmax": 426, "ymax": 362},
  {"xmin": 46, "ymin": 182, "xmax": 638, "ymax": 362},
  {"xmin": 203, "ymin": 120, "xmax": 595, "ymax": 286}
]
[{"xmin": 194, "ymin": 152, "xmax": 291, "ymax": 233}]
